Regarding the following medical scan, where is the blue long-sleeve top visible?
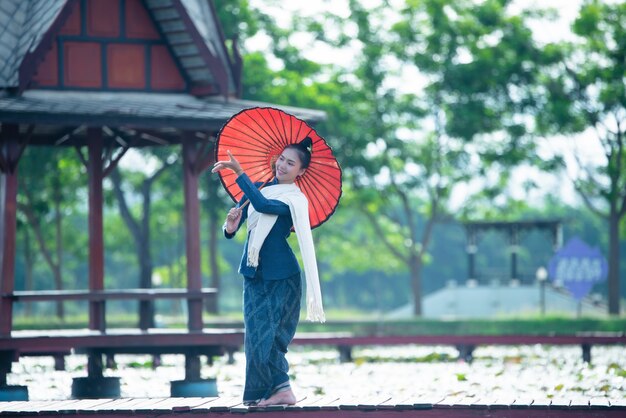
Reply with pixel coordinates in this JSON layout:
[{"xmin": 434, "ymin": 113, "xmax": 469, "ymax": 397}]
[{"xmin": 223, "ymin": 173, "xmax": 300, "ymax": 280}]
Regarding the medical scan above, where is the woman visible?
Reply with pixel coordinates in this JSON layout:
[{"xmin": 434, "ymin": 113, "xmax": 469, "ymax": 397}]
[{"xmin": 211, "ymin": 137, "xmax": 324, "ymax": 406}]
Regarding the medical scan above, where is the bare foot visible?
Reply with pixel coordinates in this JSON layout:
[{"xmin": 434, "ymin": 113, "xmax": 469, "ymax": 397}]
[{"xmin": 258, "ymin": 388, "xmax": 297, "ymax": 406}]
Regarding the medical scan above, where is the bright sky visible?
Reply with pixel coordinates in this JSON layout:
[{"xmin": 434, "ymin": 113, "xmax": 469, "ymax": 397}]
[{"xmin": 244, "ymin": 0, "xmax": 609, "ymax": 208}]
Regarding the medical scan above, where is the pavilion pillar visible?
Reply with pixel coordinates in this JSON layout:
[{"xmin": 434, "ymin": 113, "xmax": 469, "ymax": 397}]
[
  {"xmin": 171, "ymin": 134, "xmax": 218, "ymax": 398},
  {"xmin": 71, "ymin": 128, "xmax": 122, "ymax": 399},
  {"xmin": 0, "ymin": 125, "xmax": 29, "ymax": 401},
  {"xmin": 87, "ymin": 128, "xmax": 105, "ymax": 332},
  {"xmin": 0, "ymin": 126, "xmax": 20, "ymax": 337},
  {"xmin": 0, "ymin": 172, "xmax": 17, "ymax": 337},
  {"xmin": 182, "ymin": 135, "xmax": 203, "ymax": 332}
]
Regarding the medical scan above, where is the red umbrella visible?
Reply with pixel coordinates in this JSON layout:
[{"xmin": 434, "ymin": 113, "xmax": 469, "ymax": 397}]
[{"xmin": 215, "ymin": 107, "xmax": 342, "ymax": 229}]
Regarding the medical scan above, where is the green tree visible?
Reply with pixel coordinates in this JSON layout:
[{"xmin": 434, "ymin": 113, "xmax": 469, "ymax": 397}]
[
  {"xmin": 394, "ymin": 0, "xmax": 562, "ymax": 200},
  {"xmin": 213, "ymin": 0, "xmax": 260, "ymax": 42},
  {"xmin": 17, "ymin": 147, "xmax": 84, "ymax": 319},
  {"xmin": 389, "ymin": 0, "xmax": 565, "ymax": 311},
  {"xmin": 537, "ymin": 0, "xmax": 626, "ymax": 314},
  {"xmin": 109, "ymin": 148, "xmax": 178, "ymax": 328},
  {"xmin": 304, "ymin": 0, "xmax": 543, "ymax": 315}
]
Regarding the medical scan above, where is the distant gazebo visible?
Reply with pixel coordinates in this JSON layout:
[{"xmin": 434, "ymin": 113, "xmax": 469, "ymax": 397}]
[
  {"xmin": 463, "ymin": 219, "xmax": 563, "ymax": 284},
  {"xmin": 0, "ymin": 0, "xmax": 324, "ymax": 399}
]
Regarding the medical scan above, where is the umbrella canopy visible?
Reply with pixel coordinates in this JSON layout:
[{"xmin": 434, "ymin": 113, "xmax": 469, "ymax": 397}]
[{"xmin": 215, "ymin": 107, "xmax": 342, "ymax": 229}]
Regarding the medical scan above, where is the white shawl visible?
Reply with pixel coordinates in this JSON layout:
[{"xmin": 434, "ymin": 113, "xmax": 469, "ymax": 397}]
[{"xmin": 246, "ymin": 183, "xmax": 325, "ymax": 322}]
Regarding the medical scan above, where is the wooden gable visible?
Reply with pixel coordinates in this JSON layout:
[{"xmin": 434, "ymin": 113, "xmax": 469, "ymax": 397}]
[{"xmin": 31, "ymin": 0, "xmax": 186, "ymax": 92}]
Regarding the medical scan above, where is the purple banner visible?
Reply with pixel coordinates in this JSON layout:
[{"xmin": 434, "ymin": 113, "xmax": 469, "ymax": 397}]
[{"xmin": 547, "ymin": 237, "xmax": 608, "ymax": 300}]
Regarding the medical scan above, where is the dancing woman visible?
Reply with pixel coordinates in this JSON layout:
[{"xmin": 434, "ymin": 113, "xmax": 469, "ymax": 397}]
[{"xmin": 212, "ymin": 137, "xmax": 324, "ymax": 406}]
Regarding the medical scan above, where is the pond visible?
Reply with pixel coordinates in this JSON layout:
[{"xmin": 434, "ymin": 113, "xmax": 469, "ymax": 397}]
[{"xmin": 7, "ymin": 345, "xmax": 626, "ymax": 401}]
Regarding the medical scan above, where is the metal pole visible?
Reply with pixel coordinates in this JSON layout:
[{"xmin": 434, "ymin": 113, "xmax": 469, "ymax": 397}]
[{"xmin": 540, "ymin": 280, "xmax": 546, "ymax": 315}]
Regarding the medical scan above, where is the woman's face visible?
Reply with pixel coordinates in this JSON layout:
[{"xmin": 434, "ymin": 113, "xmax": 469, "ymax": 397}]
[{"xmin": 275, "ymin": 148, "xmax": 306, "ymax": 184}]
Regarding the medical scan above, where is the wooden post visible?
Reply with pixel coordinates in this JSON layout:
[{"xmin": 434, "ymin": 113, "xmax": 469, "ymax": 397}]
[
  {"xmin": 87, "ymin": 352, "xmax": 104, "ymax": 379},
  {"xmin": 182, "ymin": 136, "xmax": 203, "ymax": 332},
  {"xmin": 0, "ymin": 172, "xmax": 17, "ymax": 336},
  {"xmin": 184, "ymin": 356, "xmax": 201, "ymax": 381},
  {"xmin": 87, "ymin": 128, "xmax": 105, "ymax": 332},
  {"xmin": 0, "ymin": 126, "xmax": 29, "ymax": 400},
  {"xmin": 582, "ymin": 343, "xmax": 592, "ymax": 363},
  {"xmin": 181, "ymin": 134, "xmax": 205, "ymax": 389},
  {"xmin": 69, "ymin": 129, "xmax": 124, "ymax": 399},
  {"xmin": 0, "ymin": 351, "xmax": 9, "ymax": 386},
  {"xmin": 0, "ymin": 125, "xmax": 20, "ymax": 336}
]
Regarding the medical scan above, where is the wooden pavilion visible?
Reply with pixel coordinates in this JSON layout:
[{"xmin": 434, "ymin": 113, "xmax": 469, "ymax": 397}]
[{"xmin": 0, "ymin": 0, "xmax": 324, "ymax": 401}]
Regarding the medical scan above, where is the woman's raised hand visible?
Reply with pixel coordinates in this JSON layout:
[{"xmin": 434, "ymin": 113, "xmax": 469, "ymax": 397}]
[
  {"xmin": 212, "ymin": 150, "xmax": 243, "ymax": 176},
  {"xmin": 224, "ymin": 207, "xmax": 242, "ymax": 233}
]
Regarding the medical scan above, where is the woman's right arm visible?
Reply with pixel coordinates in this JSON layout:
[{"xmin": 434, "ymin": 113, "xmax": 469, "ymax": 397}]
[
  {"xmin": 223, "ymin": 197, "xmax": 249, "ymax": 239},
  {"xmin": 212, "ymin": 150, "xmax": 286, "ymax": 234}
]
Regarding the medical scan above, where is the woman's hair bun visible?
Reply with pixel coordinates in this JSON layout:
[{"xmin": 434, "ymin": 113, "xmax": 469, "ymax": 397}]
[{"xmin": 300, "ymin": 136, "xmax": 313, "ymax": 153}]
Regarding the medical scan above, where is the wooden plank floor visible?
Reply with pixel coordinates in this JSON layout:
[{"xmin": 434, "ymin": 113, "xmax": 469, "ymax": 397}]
[{"xmin": 1, "ymin": 396, "xmax": 625, "ymax": 417}]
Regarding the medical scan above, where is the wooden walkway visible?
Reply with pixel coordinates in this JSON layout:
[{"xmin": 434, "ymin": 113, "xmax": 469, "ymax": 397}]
[{"xmin": 0, "ymin": 396, "xmax": 624, "ymax": 417}]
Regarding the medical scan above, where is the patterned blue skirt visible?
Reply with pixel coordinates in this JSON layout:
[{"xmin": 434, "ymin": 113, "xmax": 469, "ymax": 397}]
[{"xmin": 242, "ymin": 272, "xmax": 302, "ymax": 403}]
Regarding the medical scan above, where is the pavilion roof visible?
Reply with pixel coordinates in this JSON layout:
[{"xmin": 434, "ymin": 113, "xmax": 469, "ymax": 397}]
[
  {"xmin": 0, "ymin": 0, "xmax": 237, "ymax": 95},
  {"xmin": 0, "ymin": 0, "xmax": 66, "ymax": 87},
  {"xmin": 0, "ymin": 89, "xmax": 326, "ymax": 146},
  {"xmin": 0, "ymin": 1, "xmax": 327, "ymax": 145}
]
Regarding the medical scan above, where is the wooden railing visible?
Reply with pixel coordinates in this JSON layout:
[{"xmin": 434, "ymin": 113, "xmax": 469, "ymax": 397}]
[
  {"xmin": 291, "ymin": 332, "xmax": 626, "ymax": 363},
  {"xmin": 4, "ymin": 288, "xmax": 217, "ymax": 302},
  {"xmin": 0, "ymin": 287, "xmax": 238, "ymax": 400},
  {"xmin": 1, "ymin": 287, "xmax": 217, "ymax": 333}
]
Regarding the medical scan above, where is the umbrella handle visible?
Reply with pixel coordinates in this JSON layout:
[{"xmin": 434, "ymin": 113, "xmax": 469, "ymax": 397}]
[{"xmin": 238, "ymin": 177, "xmax": 274, "ymax": 209}]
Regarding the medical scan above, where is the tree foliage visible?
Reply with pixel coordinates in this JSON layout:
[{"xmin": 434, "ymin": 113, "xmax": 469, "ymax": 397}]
[{"xmin": 536, "ymin": 0, "xmax": 626, "ymax": 314}]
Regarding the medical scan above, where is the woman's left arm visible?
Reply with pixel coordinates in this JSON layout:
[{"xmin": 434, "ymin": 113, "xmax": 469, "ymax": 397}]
[
  {"xmin": 223, "ymin": 196, "xmax": 249, "ymax": 239},
  {"xmin": 212, "ymin": 150, "xmax": 289, "ymax": 215},
  {"xmin": 236, "ymin": 173, "xmax": 290, "ymax": 215}
]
